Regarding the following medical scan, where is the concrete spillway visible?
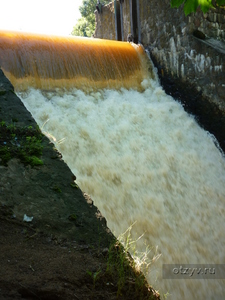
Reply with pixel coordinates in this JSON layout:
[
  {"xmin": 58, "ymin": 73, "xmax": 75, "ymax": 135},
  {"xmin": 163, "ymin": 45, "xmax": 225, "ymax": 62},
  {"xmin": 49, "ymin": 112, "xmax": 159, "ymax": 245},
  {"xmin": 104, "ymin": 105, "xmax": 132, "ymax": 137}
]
[
  {"xmin": 0, "ymin": 30, "xmax": 224, "ymax": 300},
  {"xmin": 0, "ymin": 30, "xmax": 151, "ymax": 91}
]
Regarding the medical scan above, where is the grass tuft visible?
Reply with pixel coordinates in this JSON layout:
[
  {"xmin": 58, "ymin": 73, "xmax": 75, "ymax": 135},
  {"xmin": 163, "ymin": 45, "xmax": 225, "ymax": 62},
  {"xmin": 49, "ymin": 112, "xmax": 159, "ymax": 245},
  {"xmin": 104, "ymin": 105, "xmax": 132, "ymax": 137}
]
[{"xmin": 106, "ymin": 223, "xmax": 161, "ymax": 299}]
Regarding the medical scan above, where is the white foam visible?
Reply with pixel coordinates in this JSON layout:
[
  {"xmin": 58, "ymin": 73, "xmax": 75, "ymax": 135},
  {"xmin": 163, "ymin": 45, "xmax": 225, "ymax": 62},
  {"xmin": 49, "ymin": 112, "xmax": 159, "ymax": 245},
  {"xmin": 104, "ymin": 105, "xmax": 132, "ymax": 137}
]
[{"xmin": 18, "ymin": 79, "xmax": 225, "ymax": 299}]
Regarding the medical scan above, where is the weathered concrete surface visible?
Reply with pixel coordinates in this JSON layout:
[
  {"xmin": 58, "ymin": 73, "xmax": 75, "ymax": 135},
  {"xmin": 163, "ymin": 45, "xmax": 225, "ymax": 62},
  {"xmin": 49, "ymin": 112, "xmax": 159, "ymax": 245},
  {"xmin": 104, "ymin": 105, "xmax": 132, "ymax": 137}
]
[
  {"xmin": 0, "ymin": 67, "xmax": 160, "ymax": 300},
  {"xmin": 94, "ymin": 0, "xmax": 225, "ymax": 152},
  {"xmin": 0, "ymin": 68, "xmax": 112, "ymax": 246},
  {"xmin": 95, "ymin": 2, "xmax": 117, "ymax": 40}
]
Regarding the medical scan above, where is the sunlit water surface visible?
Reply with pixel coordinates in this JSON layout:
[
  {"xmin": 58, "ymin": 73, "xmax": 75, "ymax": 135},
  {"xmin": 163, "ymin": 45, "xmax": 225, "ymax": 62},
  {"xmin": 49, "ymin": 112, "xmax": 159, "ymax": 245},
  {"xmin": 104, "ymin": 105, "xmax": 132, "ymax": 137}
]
[{"xmin": 18, "ymin": 78, "xmax": 225, "ymax": 299}]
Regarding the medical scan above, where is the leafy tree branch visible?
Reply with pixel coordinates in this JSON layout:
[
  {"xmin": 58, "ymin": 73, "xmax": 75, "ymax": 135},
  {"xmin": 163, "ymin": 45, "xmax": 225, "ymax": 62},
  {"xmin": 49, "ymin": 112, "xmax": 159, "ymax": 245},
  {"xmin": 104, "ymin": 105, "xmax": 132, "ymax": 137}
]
[
  {"xmin": 71, "ymin": 0, "xmax": 111, "ymax": 37},
  {"xmin": 171, "ymin": 0, "xmax": 225, "ymax": 15}
]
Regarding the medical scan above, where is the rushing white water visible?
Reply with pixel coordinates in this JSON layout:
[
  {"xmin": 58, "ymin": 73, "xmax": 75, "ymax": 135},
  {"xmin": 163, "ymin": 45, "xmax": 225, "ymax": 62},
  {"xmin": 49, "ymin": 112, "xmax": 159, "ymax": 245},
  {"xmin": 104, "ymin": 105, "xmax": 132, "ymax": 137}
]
[{"xmin": 18, "ymin": 77, "xmax": 225, "ymax": 299}]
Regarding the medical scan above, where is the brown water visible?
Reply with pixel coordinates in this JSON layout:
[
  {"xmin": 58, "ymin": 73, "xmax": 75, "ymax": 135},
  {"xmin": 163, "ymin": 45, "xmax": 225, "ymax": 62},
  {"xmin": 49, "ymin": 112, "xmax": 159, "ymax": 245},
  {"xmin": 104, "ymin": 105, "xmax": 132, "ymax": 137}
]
[
  {"xmin": 0, "ymin": 30, "xmax": 151, "ymax": 91},
  {"xmin": 1, "ymin": 30, "xmax": 225, "ymax": 299}
]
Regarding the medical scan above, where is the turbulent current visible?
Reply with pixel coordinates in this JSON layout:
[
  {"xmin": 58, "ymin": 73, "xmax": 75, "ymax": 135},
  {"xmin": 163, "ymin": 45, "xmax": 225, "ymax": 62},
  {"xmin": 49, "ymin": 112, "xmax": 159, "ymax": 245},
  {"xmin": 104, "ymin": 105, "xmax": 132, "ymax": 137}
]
[
  {"xmin": 18, "ymin": 77, "xmax": 225, "ymax": 299},
  {"xmin": 1, "ymin": 29, "xmax": 224, "ymax": 300}
]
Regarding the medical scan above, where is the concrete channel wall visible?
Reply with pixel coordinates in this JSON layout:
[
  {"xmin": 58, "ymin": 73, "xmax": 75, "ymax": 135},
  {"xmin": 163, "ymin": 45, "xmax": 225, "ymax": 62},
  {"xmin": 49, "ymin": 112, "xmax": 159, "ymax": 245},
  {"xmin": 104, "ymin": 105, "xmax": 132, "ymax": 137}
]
[{"xmin": 94, "ymin": 0, "xmax": 225, "ymax": 151}]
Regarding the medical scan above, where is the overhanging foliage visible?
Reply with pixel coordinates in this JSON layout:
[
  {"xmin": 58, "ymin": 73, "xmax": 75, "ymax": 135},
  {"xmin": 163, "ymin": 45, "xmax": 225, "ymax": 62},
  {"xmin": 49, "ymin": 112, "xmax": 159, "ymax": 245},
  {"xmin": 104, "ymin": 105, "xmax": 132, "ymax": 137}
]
[
  {"xmin": 171, "ymin": 0, "xmax": 225, "ymax": 15},
  {"xmin": 72, "ymin": 0, "xmax": 111, "ymax": 37}
]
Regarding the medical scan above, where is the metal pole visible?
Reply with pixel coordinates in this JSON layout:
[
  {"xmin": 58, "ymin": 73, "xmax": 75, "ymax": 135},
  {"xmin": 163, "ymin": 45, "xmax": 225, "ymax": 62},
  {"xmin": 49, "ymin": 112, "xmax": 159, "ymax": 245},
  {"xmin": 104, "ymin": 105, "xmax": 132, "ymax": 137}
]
[
  {"xmin": 129, "ymin": 0, "xmax": 133, "ymax": 38},
  {"xmin": 114, "ymin": 0, "xmax": 118, "ymax": 40},
  {"xmin": 136, "ymin": 0, "xmax": 141, "ymax": 43},
  {"xmin": 120, "ymin": 1, "xmax": 124, "ymax": 41}
]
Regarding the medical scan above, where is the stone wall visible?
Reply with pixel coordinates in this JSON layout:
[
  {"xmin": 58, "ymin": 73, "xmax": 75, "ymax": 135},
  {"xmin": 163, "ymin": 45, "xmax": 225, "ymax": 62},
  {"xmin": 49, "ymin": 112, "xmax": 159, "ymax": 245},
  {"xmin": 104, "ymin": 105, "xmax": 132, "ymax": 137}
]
[
  {"xmin": 94, "ymin": 0, "xmax": 225, "ymax": 151},
  {"xmin": 140, "ymin": 0, "xmax": 225, "ymax": 111}
]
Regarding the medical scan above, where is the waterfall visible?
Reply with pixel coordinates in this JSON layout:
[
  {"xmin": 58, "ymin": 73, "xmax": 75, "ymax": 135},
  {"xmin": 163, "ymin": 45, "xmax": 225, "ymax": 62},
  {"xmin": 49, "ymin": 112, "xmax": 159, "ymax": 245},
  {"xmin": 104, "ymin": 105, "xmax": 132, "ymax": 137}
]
[
  {"xmin": 0, "ymin": 30, "xmax": 151, "ymax": 91},
  {"xmin": 1, "ymin": 30, "xmax": 224, "ymax": 300}
]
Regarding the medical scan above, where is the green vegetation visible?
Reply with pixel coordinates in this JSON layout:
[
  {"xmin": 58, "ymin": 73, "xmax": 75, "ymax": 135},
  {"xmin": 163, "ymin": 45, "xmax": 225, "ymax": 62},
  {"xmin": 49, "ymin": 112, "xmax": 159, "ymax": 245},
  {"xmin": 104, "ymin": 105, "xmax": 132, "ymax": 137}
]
[
  {"xmin": 71, "ymin": 0, "xmax": 111, "ymax": 37},
  {"xmin": 82, "ymin": 224, "xmax": 160, "ymax": 298},
  {"xmin": 70, "ymin": 182, "xmax": 79, "ymax": 189},
  {"xmin": 105, "ymin": 224, "xmax": 160, "ymax": 299},
  {"xmin": 68, "ymin": 213, "xmax": 77, "ymax": 221},
  {"xmin": 86, "ymin": 269, "xmax": 102, "ymax": 289},
  {"xmin": 0, "ymin": 121, "xmax": 43, "ymax": 167},
  {"xmin": 171, "ymin": 0, "xmax": 225, "ymax": 15},
  {"xmin": 52, "ymin": 185, "xmax": 62, "ymax": 193},
  {"xmin": 72, "ymin": 17, "xmax": 94, "ymax": 37}
]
